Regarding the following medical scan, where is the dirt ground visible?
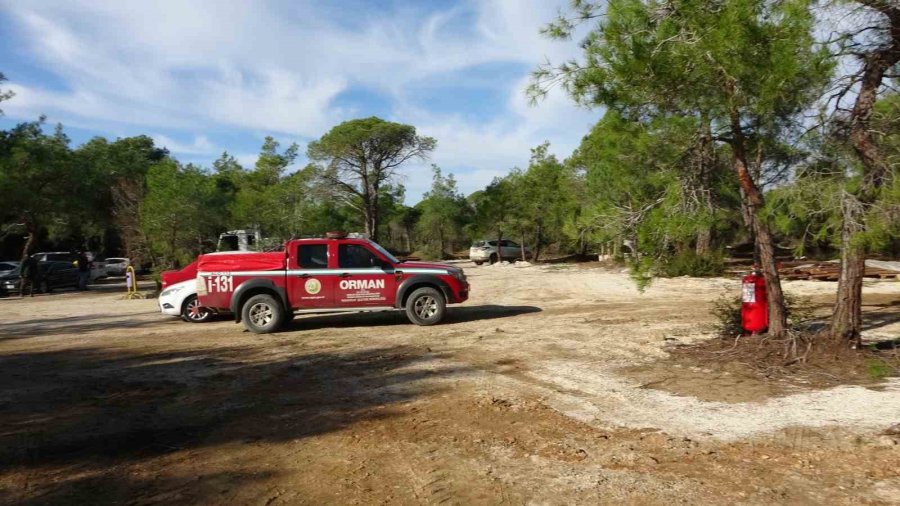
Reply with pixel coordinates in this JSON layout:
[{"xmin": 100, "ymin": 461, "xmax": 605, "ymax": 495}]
[{"xmin": 0, "ymin": 263, "xmax": 898, "ymax": 505}]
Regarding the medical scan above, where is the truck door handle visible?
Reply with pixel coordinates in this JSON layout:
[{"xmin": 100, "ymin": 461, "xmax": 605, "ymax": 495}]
[
  {"xmin": 339, "ymin": 272, "xmax": 351, "ymax": 278},
  {"xmin": 297, "ymin": 273, "xmax": 310, "ymax": 278}
]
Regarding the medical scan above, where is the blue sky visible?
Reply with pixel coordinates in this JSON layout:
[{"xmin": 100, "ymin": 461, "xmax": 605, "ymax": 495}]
[{"xmin": 0, "ymin": 0, "xmax": 601, "ymax": 203}]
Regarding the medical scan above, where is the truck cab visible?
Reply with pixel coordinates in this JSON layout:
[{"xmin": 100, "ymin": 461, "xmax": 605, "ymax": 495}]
[{"xmin": 196, "ymin": 234, "xmax": 469, "ymax": 333}]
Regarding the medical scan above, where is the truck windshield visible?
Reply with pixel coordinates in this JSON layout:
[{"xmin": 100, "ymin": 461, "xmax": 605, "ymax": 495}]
[{"xmin": 369, "ymin": 241, "xmax": 399, "ymax": 264}]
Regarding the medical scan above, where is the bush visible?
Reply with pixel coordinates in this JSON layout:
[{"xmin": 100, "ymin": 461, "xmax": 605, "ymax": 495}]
[
  {"xmin": 711, "ymin": 292, "xmax": 744, "ymax": 337},
  {"xmin": 784, "ymin": 292, "xmax": 814, "ymax": 331},
  {"xmin": 711, "ymin": 289, "xmax": 814, "ymax": 337},
  {"xmin": 660, "ymin": 250, "xmax": 725, "ymax": 277},
  {"xmin": 866, "ymin": 360, "xmax": 894, "ymax": 380}
]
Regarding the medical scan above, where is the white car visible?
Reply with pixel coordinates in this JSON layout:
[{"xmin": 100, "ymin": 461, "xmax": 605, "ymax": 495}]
[
  {"xmin": 469, "ymin": 239, "xmax": 531, "ymax": 265},
  {"xmin": 158, "ymin": 279, "xmax": 214, "ymax": 323},
  {"xmin": 105, "ymin": 257, "xmax": 131, "ymax": 276}
]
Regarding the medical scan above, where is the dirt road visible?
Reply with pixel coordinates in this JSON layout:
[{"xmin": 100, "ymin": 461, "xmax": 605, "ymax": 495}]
[{"xmin": 1, "ymin": 263, "xmax": 898, "ymax": 505}]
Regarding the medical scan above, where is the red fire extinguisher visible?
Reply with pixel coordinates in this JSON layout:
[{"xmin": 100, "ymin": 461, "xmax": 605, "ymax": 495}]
[{"xmin": 741, "ymin": 266, "xmax": 768, "ymax": 333}]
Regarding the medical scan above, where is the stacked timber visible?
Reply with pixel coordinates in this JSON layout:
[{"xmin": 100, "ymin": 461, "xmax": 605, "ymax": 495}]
[{"xmin": 779, "ymin": 260, "xmax": 900, "ymax": 281}]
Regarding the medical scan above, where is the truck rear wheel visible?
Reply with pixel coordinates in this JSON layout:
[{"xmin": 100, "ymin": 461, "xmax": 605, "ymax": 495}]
[
  {"xmin": 241, "ymin": 294, "xmax": 284, "ymax": 334},
  {"xmin": 405, "ymin": 287, "xmax": 446, "ymax": 326}
]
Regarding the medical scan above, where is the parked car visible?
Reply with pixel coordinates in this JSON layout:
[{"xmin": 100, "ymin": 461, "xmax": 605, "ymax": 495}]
[
  {"xmin": 38, "ymin": 261, "xmax": 80, "ymax": 292},
  {"xmin": 104, "ymin": 257, "xmax": 131, "ymax": 276},
  {"xmin": 158, "ymin": 279, "xmax": 216, "ymax": 323},
  {"xmin": 0, "ymin": 261, "xmax": 21, "ymax": 296},
  {"xmin": 0, "ymin": 261, "xmax": 19, "ymax": 274},
  {"xmin": 31, "ymin": 251, "xmax": 75, "ymax": 263},
  {"xmin": 468, "ymin": 239, "xmax": 531, "ymax": 265},
  {"xmin": 0, "ymin": 261, "xmax": 79, "ymax": 294},
  {"xmin": 32, "ymin": 251, "xmax": 107, "ymax": 281},
  {"xmin": 161, "ymin": 260, "xmax": 198, "ymax": 290}
]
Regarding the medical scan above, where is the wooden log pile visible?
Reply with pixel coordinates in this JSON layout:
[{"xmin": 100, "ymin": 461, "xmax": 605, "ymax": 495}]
[{"xmin": 779, "ymin": 261, "xmax": 900, "ymax": 281}]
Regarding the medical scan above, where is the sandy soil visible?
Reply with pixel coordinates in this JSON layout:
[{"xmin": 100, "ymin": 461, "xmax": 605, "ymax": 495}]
[{"xmin": 0, "ymin": 263, "xmax": 898, "ymax": 505}]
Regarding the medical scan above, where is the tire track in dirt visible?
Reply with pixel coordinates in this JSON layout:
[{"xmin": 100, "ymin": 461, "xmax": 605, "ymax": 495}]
[{"xmin": 492, "ymin": 359, "xmax": 900, "ymax": 440}]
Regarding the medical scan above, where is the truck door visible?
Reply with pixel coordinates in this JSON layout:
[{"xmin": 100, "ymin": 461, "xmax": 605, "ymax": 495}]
[
  {"xmin": 335, "ymin": 243, "xmax": 396, "ymax": 307},
  {"xmin": 287, "ymin": 242, "xmax": 334, "ymax": 308}
]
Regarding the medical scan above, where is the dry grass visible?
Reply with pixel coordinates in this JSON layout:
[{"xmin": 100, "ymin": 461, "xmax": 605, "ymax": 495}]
[{"xmin": 671, "ymin": 332, "xmax": 900, "ymax": 389}]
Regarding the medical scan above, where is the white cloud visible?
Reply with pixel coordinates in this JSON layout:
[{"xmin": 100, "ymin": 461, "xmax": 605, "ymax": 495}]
[
  {"xmin": 1, "ymin": 0, "xmax": 601, "ymax": 201},
  {"xmin": 151, "ymin": 134, "xmax": 217, "ymax": 156},
  {"xmin": 234, "ymin": 153, "xmax": 260, "ymax": 170}
]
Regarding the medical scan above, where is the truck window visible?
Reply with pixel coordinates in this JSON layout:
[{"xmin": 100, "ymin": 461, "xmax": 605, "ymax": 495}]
[
  {"xmin": 298, "ymin": 244, "xmax": 328, "ymax": 269},
  {"xmin": 339, "ymin": 244, "xmax": 380, "ymax": 269},
  {"xmin": 219, "ymin": 235, "xmax": 239, "ymax": 251}
]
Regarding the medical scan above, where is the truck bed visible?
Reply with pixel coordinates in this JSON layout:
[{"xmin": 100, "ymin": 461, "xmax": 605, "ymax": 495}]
[{"xmin": 197, "ymin": 251, "xmax": 286, "ymax": 273}]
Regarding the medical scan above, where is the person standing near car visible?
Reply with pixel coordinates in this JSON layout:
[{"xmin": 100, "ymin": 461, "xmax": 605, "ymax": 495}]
[
  {"xmin": 76, "ymin": 250, "xmax": 91, "ymax": 290},
  {"xmin": 19, "ymin": 255, "xmax": 38, "ymax": 297}
]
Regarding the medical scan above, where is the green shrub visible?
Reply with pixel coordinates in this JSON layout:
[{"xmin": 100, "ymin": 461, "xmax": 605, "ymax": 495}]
[
  {"xmin": 783, "ymin": 292, "xmax": 814, "ymax": 331},
  {"xmin": 866, "ymin": 360, "xmax": 894, "ymax": 380},
  {"xmin": 711, "ymin": 292, "xmax": 744, "ymax": 337},
  {"xmin": 660, "ymin": 250, "xmax": 725, "ymax": 278}
]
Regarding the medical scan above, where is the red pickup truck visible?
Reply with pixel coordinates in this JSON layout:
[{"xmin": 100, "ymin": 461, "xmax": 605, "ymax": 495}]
[{"xmin": 196, "ymin": 234, "xmax": 469, "ymax": 333}]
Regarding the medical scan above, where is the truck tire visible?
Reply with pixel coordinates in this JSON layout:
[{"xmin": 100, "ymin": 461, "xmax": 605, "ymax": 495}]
[
  {"xmin": 405, "ymin": 287, "xmax": 446, "ymax": 326},
  {"xmin": 241, "ymin": 294, "xmax": 284, "ymax": 334},
  {"xmin": 181, "ymin": 294, "xmax": 213, "ymax": 323}
]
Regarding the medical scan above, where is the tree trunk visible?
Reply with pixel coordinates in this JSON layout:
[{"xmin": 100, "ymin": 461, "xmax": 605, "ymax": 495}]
[
  {"xmin": 832, "ymin": 6, "xmax": 899, "ymax": 342},
  {"xmin": 19, "ymin": 228, "xmax": 35, "ymax": 263},
  {"xmin": 370, "ymin": 201, "xmax": 379, "ymax": 243},
  {"xmin": 832, "ymin": 193, "xmax": 866, "ymax": 347},
  {"xmin": 695, "ymin": 115, "xmax": 715, "ymax": 256},
  {"xmin": 724, "ymin": 80, "xmax": 787, "ymax": 338},
  {"xmin": 533, "ymin": 223, "xmax": 543, "ymax": 262},
  {"xmin": 520, "ymin": 230, "xmax": 526, "ymax": 262},
  {"xmin": 751, "ymin": 213, "xmax": 787, "ymax": 336},
  {"xmin": 695, "ymin": 229, "xmax": 711, "ymax": 255}
]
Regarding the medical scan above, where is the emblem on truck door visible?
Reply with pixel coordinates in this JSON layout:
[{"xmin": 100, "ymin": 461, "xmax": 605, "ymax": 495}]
[{"xmin": 304, "ymin": 278, "xmax": 322, "ymax": 295}]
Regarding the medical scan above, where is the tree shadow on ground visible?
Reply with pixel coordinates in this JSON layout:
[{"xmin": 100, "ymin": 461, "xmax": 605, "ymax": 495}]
[
  {"xmin": 0, "ymin": 313, "xmax": 166, "ymax": 340},
  {"xmin": 0, "ymin": 343, "xmax": 469, "ymax": 504},
  {"xmin": 802, "ymin": 301, "xmax": 900, "ymax": 335},
  {"xmin": 287, "ymin": 304, "xmax": 542, "ymax": 331},
  {"xmin": 860, "ymin": 306, "xmax": 900, "ymax": 332}
]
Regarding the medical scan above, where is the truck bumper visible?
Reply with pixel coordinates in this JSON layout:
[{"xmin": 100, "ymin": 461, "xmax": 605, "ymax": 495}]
[{"xmin": 454, "ymin": 281, "xmax": 469, "ymax": 303}]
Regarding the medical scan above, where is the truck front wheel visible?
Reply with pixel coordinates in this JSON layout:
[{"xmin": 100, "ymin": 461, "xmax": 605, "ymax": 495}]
[
  {"xmin": 241, "ymin": 294, "xmax": 284, "ymax": 334},
  {"xmin": 405, "ymin": 287, "xmax": 446, "ymax": 326}
]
